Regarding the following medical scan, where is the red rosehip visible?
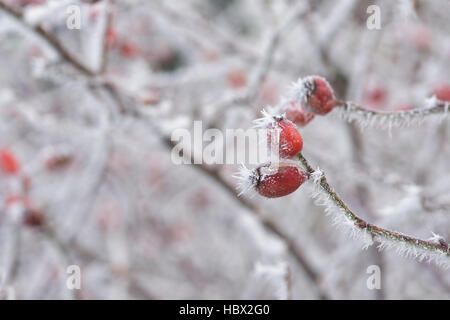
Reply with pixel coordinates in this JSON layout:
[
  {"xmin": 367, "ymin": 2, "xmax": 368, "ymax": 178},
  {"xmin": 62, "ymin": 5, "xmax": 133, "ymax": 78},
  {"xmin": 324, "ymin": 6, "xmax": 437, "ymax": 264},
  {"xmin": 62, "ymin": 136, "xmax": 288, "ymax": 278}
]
[
  {"xmin": 255, "ymin": 163, "xmax": 307, "ymax": 198},
  {"xmin": 17, "ymin": 0, "xmax": 44, "ymax": 7},
  {"xmin": 267, "ymin": 119, "xmax": 303, "ymax": 158},
  {"xmin": 404, "ymin": 23, "xmax": 430, "ymax": 51},
  {"xmin": 226, "ymin": 69, "xmax": 247, "ymax": 89},
  {"xmin": 299, "ymin": 76, "xmax": 337, "ymax": 115},
  {"xmin": 283, "ymin": 101, "xmax": 315, "ymax": 127},
  {"xmin": 433, "ymin": 84, "xmax": 450, "ymax": 102},
  {"xmin": 0, "ymin": 148, "xmax": 20, "ymax": 175}
]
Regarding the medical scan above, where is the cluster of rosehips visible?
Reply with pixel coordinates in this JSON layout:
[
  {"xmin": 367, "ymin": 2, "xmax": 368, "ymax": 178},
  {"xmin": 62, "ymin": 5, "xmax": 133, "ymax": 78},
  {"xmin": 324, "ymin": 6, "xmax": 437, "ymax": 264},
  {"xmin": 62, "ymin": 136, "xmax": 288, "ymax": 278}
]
[
  {"xmin": 0, "ymin": 148, "xmax": 43, "ymax": 227},
  {"xmin": 239, "ymin": 76, "xmax": 337, "ymax": 198}
]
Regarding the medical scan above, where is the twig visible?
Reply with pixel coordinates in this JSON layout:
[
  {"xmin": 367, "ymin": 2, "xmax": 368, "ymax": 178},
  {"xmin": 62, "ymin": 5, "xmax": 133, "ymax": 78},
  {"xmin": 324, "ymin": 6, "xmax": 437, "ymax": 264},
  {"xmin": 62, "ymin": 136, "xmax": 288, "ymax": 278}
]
[{"xmin": 206, "ymin": 2, "xmax": 310, "ymax": 128}]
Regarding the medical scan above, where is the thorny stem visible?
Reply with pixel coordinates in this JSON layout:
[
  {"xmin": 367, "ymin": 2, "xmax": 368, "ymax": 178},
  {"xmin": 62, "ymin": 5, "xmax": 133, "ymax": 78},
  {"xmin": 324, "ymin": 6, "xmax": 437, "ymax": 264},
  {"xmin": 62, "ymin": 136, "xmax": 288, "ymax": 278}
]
[
  {"xmin": 297, "ymin": 153, "xmax": 450, "ymax": 257},
  {"xmin": 102, "ymin": 80, "xmax": 332, "ymax": 298}
]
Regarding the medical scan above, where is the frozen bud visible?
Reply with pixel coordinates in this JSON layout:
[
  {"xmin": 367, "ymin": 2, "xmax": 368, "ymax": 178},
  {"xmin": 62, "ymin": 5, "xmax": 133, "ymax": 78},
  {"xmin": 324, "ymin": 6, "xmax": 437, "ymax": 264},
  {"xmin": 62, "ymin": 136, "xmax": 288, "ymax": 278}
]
[{"xmin": 290, "ymin": 76, "xmax": 337, "ymax": 115}]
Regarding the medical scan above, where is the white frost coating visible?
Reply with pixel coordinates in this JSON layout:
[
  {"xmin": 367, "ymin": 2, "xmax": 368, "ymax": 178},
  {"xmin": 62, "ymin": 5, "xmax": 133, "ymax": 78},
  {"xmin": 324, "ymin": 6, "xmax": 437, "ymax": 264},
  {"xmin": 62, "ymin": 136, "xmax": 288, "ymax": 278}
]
[
  {"xmin": 428, "ymin": 232, "xmax": 445, "ymax": 244},
  {"xmin": 308, "ymin": 172, "xmax": 450, "ymax": 268},
  {"xmin": 233, "ymin": 164, "xmax": 258, "ymax": 197},
  {"xmin": 252, "ymin": 108, "xmax": 285, "ymax": 128},
  {"xmin": 335, "ymin": 97, "xmax": 449, "ymax": 131}
]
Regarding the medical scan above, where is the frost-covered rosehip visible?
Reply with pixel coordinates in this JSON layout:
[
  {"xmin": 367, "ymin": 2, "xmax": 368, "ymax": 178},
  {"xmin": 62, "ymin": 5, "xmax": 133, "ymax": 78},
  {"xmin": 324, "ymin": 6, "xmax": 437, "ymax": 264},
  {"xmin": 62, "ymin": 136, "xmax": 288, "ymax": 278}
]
[
  {"xmin": 364, "ymin": 85, "xmax": 387, "ymax": 110},
  {"xmin": 433, "ymin": 84, "xmax": 450, "ymax": 102},
  {"xmin": 254, "ymin": 110, "xmax": 303, "ymax": 158},
  {"xmin": 0, "ymin": 148, "xmax": 20, "ymax": 175},
  {"xmin": 283, "ymin": 101, "xmax": 315, "ymax": 127},
  {"xmin": 235, "ymin": 162, "xmax": 307, "ymax": 198},
  {"xmin": 291, "ymin": 76, "xmax": 337, "ymax": 115}
]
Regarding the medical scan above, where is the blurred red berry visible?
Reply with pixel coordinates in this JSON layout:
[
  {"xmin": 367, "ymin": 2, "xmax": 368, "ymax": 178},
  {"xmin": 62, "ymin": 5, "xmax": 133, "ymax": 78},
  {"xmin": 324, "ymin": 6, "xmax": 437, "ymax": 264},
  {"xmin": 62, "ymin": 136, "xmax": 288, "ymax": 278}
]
[
  {"xmin": 17, "ymin": 0, "xmax": 44, "ymax": 7},
  {"xmin": 0, "ymin": 148, "xmax": 20, "ymax": 175},
  {"xmin": 302, "ymin": 76, "xmax": 337, "ymax": 115},
  {"xmin": 284, "ymin": 101, "xmax": 315, "ymax": 127},
  {"xmin": 267, "ymin": 119, "xmax": 303, "ymax": 158},
  {"xmin": 255, "ymin": 163, "xmax": 307, "ymax": 198},
  {"xmin": 119, "ymin": 41, "xmax": 140, "ymax": 58},
  {"xmin": 226, "ymin": 69, "xmax": 247, "ymax": 89},
  {"xmin": 433, "ymin": 84, "xmax": 450, "ymax": 102}
]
